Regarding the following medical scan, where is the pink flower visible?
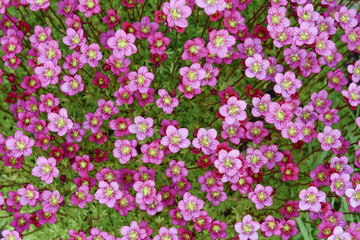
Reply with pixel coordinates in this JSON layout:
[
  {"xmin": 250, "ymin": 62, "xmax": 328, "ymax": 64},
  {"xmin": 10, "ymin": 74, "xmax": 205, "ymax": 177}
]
[
  {"xmin": 153, "ymin": 227, "xmax": 178, "ymax": 240},
  {"xmin": 237, "ymin": 37, "xmax": 263, "ymax": 59},
  {"xmin": 299, "ymin": 186, "xmax": 326, "ymax": 212},
  {"xmin": 179, "ymin": 63, "xmax": 206, "ymax": 89},
  {"xmin": 107, "ymin": 29, "xmax": 137, "ymax": 56},
  {"xmin": 317, "ymin": 126, "xmax": 342, "ymax": 151},
  {"xmin": 195, "ymin": 0, "xmax": 226, "ymax": 15},
  {"xmin": 192, "ymin": 128, "xmax": 219, "ymax": 155},
  {"xmin": 60, "ymin": 75, "xmax": 84, "ymax": 96},
  {"xmin": 334, "ymin": 6, "xmax": 358, "ymax": 30},
  {"xmin": 267, "ymin": 7, "xmax": 291, "ymax": 32},
  {"xmin": 34, "ymin": 61, "xmax": 61, "ymax": 87},
  {"xmin": 281, "ymin": 121, "xmax": 304, "ymax": 143},
  {"xmin": 62, "ymin": 28, "xmax": 86, "ymax": 49},
  {"xmin": 207, "ymin": 29, "xmax": 236, "ymax": 58},
  {"xmin": 342, "ymin": 83, "xmax": 360, "ymax": 107},
  {"xmin": 71, "ymin": 155, "xmax": 94, "ymax": 177},
  {"xmin": 163, "ymin": 0, "xmax": 192, "ymax": 28},
  {"xmin": 41, "ymin": 190, "xmax": 63, "ymax": 214},
  {"xmin": 251, "ymin": 94, "xmax": 271, "ymax": 117},
  {"xmin": 78, "ymin": 0, "xmax": 101, "ymax": 18},
  {"xmin": 27, "ymin": 0, "xmax": 50, "ymax": 11},
  {"xmin": 345, "ymin": 184, "xmax": 360, "ymax": 208},
  {"xmin": 71, "ymin": 185, "xmax": 94, "ymax": 208},
  {"xmin": 47, "ymin": 108, "xmax": 73, "ymax": 136},
  {"xmin": 328, "ymin": 226, "xmax": 351, "ymax": 240},
  {"xmin": 141, "ymin": 141, "xmax": 165, "ymax": 164},
  {"xmin": 297, "ymin": 4, "xmax": 319, "ymax": 25},
  {"xmin": 97, "ymin": 99, "xmax": 119, "ymax": 120},
  {"xmin": 80, "ymin": 43, "xmax": 103, "ymax": 67},
  {"xmin": 246, "ymin": 147, "xmax": 267, "ymax": 173},
  {"xmin": 128, "ymin": 66, "xmax": 154, "ymax": 94},
  {"xmin": 161, "ymin": 125, "xmax": 190, "ymax": 153},
  {"xmin": 82, "ymin": 111, "xmax": 103, "ymax": 134},
  {"xmin": 245, "ymin": 53, "xmax": 270, "ymax": 80},
  {"xmin": 219, "ymin": 96, "xmax": 247, "ymax": 124},
  {"xmin": 133, "ymin": 180, "xmax": 157, "ymax": 204},
  {"xmin": 31, "ymin": 156, "xmax": 59, "ymax": 184},
  {"xmin": 234, "ymin": 214, "xmax": 260, "ymax": 240},
  {"xmin": 221, "ymin": 121, "xmax": 245, "ymax": 145},
  {"xmin": 0, "ymin": 230, "xmax": 21, "ymax": 240},
  {"xmin": 120, "ymin": 221, "xmax": 147, "ymax": 240},
  {"xmin": 178, "ymin": 192, "xmax": 204, "ymax": 221},
  {"xmin": 94, "ymin": 181, "xmax": 121, "ymax": 208},
  {"xmin": 248, "ymin": 184, "xmax": 273, "ymax": 209},
  {"xmin": 128, "ymin": 116, "xmax": 154, "ymax": 141},
  {"xmin": 17, "ymin": 184, "xmax": 39, "ymax": 207},
  {"xmin": 327, "ymin": 68, "xmax": 348, "ymax": 92},
  {"xmin": 264, "ymin": 103, "xmax": 293, "ymax": 130},
  {"xmin": 348, "ymin": 60, "xmax": 360, "ymax": 83},
  {"xmin": 293, "ymin": 22, "xmax": 318, "ymax": 46},
  {"xmin": 315, "ymin": 32, "xmax": 335, "ymax": 56},
  {"xmin": 113, "ymin": 139, "xmax": 138, "ymax": 164},
  {"xmin": 156, "ymin": 89, "xmax": 179, "ymax": 114},
  {"xmin": 5, "ymin": 130, "xmax": 35, "ymax": 158},
  {"xmin": 37, "ymin": 40, "xmax": 62, "ymax": 65},
  {"xmin": 260, "ymin": 215, "xmax": 281, "ymax": 237}
]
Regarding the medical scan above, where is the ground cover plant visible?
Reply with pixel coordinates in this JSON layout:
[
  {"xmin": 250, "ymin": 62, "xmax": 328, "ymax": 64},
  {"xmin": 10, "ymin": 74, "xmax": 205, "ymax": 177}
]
[{"xmin": 0, "ymin": 0, "xmax": 360, "ymax": 239}]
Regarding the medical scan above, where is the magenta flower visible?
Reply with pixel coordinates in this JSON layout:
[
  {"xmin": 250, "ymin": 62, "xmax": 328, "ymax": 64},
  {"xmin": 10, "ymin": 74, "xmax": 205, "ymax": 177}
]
[
  {"xmin": 195, "ymin": 0, "xmax": 226, "ymax": 15},
  {"xmin": 133, "ymin": 16, "xmax": 158, "ymax": 39},
  {"xmin": 31, "ymin": 156, "xmax": 59, "ymax": 184},
  {"xmin": 107, "ymin": 29, "xmax": 137, "ymax": 56},
  {"xmin": 10, "ymin": 212, "xmax": 30, "ymax": 233},
  {"xmin": 279, "ymin": 219, "xmax": 298, "ymax": 240},
  {"xmin": 114, "ymin": 190, "xmax": 136, "ymax": 216},
  {"xmin": 245, "ymin": 54, "xmax": 270, "ymax": 80},
  {"xmin": 165, "ymin": 160, "xmax": 188, "ymax": 183},
  {"xmin": 245, "ymin": 121, "xmax": 268, "ymax": 144},
  {"xmin": 82, "ymin": 111, "xmax": 103, "ymax": 134},
  {"xmin": 330, "ymin": 173, "xmax": 352, "ymax": 196},
  {"xmin": 148, "ymin": 32, "xmax": 171, "ymax": 55},
  {"xmin": 47, "ymin": 108, "xmax": 73, "ymax": 136},
  {"xmin": 71, "ymin": 185, "xmax": 94, "ymax": 208},
  {"xmin": 317, "ymin": 126, "xmax": 342, "ymax": 151},
  {"xmin": 95, "ymin": 181, "xmax": 121, "ymax": 208},
  {"xmin": 109, "ymin": 117, "xmax": 132, "ymax": 137},
  {"xmin": 62, "ymin": 28, "xmax": 86, "ymax": 50},
  {"xmin": 128, "ymin": 66, "xmax": 154, "ymax": 94},
  {"xmin": 141, "ymin": 141, "xmax": 165, "ymax": 164},
  {"xmin": 63, "ymin": 51, "xmax": 87, "ymax": 75},
  {"xmin": 192, "ymin": 128, "xmax": 219, "ymax": 155},
  {"xmin": 78, "ymin": 0, "xmax": 101, "ymax": 17},
  {"xmin": 80, "ymin": 43, "xmax": 103, "ymax": 67},
  {"xmin": 182, "ymin": 38, "xmax": 208, "ymax": 63},
  {"xmin": 327, "ymin": 68, "xmax": 348, "ymax": 92},
  {"xmin": 221, "ymin": 121, "xmax": 244, "ymax": 145},
  {"xmin": 293, "ymin": 22, "xmax": 318, "ymax": 46},
  {"xmin": 29, "ymin": 26, "xmax": 51, "ymax": 47},
  {"xmin": 237, "ymin": 37, "xmax": 263, "ymax": 59},
  {"xmin": 178, "ymin": 192, "xmax": 204, "ymax": 221},
  {"xmin": 161, "ymin": 125, "xmax": 190, "ymax": 153},
  {"xmin": 97, "ymin": 99, "xmax": 119, "ymax": 120},
  {"xmin": 120, "ymin": 221, "xmax": 147, "ymax": 240},
  {"xmin": 207, "ymin": 29, "xmax": 236, "ymax": 58},
  {"xmin": 129, "ymin": 116, "xmax": 154, "ymax": 141},
  {"xmin": 156, "ymin": 89, "xmax": 179, "ymax": 114},
  {"xmin": 60, "ymin": 75, "xmax": 84, "ymax": 96},
  {"xmin": 283, "ymin": 45, "xmax": 307, "ymax": 69},
  {"xmin": 260, "ymin": 215, "xmax": 281, "ymax": 237},
  {"xmin": 37, "ymin": 40, "xmax": 62, "ymax": 65},
  {"xmin": 248, "ymin": 184, "xmax": 273, "ymax": 210},
  {"xmin": 234, "ymin": 214, "xmax": 260, "ymax": 240},
  {"xmin": 342, "ymin": 83, "xmax": 360, "ymax": 107},
  {"xmin": 297, "ymin": 4, "xmax": 319, "ymax": 25},
  {"xmin": 103, "ymin": 9, "xmax": 120, "ymax": 29},
  {"xmin": 113, "ymin": 139, "xmax": 138, "ymax": 164},
  {"xmin": 299, "ymin": 186, "xmax": 326, "ymax": 212},
  {"xmin": 219, "ymin": 96, "xmax": 247, "ymax": 124},
  {"xmin": 281, "ymin": 121, "xmax": 304, "ymax": 143},
  {"xmin": 114, "ymin": 85, "xmax": 134, "ymax": 106},
  {"xmin": 57, "ymin": 0, "xmax": 78, "ymax": 17},
  {"xmin": 41, "ymin": 190, "xmax": 63, "ymax": 214},
  {"xmin": 5, "ymin": 130, "xmax": 34, "ymax": 158},
  {"xmin": 71, "ymin": 155, "xmax": 94, "ymax": 177}
]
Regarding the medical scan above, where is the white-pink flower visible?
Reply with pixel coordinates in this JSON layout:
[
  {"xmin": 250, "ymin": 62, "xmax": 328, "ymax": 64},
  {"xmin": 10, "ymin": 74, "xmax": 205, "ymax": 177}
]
[
  {"xmin": 47, "ymin": 108, "xmax": 74, "ymax": 136},
  {"xmin": 161, "ymin": 125, "xmax": 190, "ymax": 153},
  {"xmin": 219, "ymin": 96, "xmax": 247, "ymax": 124},
  {"xmin": 31, "ymin": 156, "xmax": 59, "ymax": 184}
]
